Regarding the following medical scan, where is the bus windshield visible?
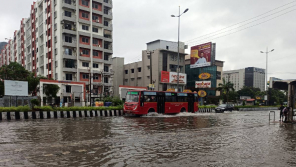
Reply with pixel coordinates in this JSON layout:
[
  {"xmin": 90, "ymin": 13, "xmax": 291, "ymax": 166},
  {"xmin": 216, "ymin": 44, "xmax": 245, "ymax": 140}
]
[{"xmin": 126, "ymin": 92, "xmax": 139, "ymax": 102}]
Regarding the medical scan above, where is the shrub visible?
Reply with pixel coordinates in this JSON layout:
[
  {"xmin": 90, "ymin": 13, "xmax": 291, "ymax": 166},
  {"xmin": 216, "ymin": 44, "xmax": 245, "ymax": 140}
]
[
  {"xmin": 31, "ymin": 99, "xmax": 40, "ymax": 107},
  {"xmin": 112, "ymin": 97, "xmax": 124, "ymax": 106}
]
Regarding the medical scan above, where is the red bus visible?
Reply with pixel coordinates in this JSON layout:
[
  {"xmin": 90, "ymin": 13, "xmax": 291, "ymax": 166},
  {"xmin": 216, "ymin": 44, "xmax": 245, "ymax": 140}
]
[{"xmin": 124, "ymin": 90, "xmax": 198, "ymax": 116}]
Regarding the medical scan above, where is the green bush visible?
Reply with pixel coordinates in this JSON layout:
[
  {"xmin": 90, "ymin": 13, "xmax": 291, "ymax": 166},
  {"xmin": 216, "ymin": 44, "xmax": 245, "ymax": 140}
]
[
  {"xmin": 103, "ymin": 97, "xmax": 113, "ymax": 103},
  {"xmin": 112, "ymin": 97, "xmax": 124, "ymax": 106},
  {"xmin": 31, "ymin": 99, "xmax": 40, "ymax": 107},
  {"xmin": 34, "ymin": 106, "xmax": 53, "ymax": 111}
]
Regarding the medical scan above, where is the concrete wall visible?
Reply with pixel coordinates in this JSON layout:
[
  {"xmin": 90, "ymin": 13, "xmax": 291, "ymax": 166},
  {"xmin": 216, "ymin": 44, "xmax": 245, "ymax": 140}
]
[{"xmin": 112, "ymin": 57, "xmax": 124, "ymax": 97}]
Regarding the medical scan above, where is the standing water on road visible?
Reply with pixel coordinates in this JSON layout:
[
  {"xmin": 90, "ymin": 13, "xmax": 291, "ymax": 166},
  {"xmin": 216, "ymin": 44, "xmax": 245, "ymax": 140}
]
[{"xmin": 0, "ymin": 111, "xmax": 296, "ymax": 166}]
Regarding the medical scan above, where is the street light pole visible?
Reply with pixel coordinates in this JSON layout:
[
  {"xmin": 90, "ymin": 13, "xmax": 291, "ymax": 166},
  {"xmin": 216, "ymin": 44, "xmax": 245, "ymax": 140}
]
[
  {"xmin": 172, "ymin": 7, "xmax": 188, "ymax": 92},
  {"xmin": 260, "ymin": 48, "xmax": 274, "ymax": 105}
]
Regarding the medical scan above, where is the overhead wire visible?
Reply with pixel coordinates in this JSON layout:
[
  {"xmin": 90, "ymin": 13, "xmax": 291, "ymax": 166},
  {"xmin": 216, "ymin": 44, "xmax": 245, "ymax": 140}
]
[{"xmin": 185, "ymin": 0, "xmax": 296, "ymax": 44}]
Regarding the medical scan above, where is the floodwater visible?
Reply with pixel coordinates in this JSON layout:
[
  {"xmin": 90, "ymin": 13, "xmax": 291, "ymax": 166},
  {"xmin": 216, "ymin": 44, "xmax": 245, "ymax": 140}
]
[{"xmin": 0, "ymin": 111, "xmax": 296, "ymax": 167}]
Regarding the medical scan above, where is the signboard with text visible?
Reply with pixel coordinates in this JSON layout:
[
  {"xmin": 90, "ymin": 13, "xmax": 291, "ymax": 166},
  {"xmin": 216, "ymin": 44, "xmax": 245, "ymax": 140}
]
[
  {"xmin": 190, "ymin": 42, "xmax": 212, "ymax": 68},
  {"xmin": 199, "ymin": 73, "xmax": 211, "ymax": 80},
  {"xmin": 4, "ymin": 80, "xmax": 28, "ymax": 96},
  {"xmin": 195, "ymin": 81, "xmax": 211, "ymax": 88},
  {"xmin": 161, "ymin": 71, "xmax": 187, "ymax": 85}
]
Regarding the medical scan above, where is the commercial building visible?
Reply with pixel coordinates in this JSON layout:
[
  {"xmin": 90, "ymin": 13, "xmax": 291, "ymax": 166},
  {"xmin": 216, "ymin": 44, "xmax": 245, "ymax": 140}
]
[
  {"xmin": 223, "ymin": 67, "xmax": 265, "ymax": 91},
  {"xmin": 0, "ymin": 0, "xmax": 114, "ymax": 103},
  {"xmin": 185, "ymin": 56, "xmax": 224, "ymax": 97},
  {"xmin": 112, "ymin": 40, "xmax": 187, "ymax": 97},
  {"xmin": 223, "ymin": 69, "xmax": 245, "ymax": 91}
]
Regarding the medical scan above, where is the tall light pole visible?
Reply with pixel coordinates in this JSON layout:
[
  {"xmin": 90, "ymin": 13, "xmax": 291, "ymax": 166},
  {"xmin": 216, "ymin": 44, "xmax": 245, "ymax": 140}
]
[
  {"xmin": 260, "ymin": 48, "xmax": 274, "ymax": 105},
  {"xmin": 171, "ymin": 7, "xmax": 189, "ymax": 92}
]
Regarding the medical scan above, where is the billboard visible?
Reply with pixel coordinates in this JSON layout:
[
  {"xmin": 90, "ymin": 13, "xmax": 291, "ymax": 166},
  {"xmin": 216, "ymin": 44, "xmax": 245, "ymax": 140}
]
[
  {"xmin": 161, "ymin": 71, "xmax": 187, "ymax": 84},
  {"xmin": 4, "ymin": 80, "xmax": 28, "ymax": 96},
  {"xmin": 195, "ymin": 81, "xmax": 211, "ymax": 88},
  {"xmin": 190, "ymin": 42, "xmax": 212, "ymax": 68}
]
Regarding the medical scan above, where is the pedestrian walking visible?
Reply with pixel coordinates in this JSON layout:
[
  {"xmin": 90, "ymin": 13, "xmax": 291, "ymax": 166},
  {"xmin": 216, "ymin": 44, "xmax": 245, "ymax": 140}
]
[{"xmin": 279, "ymin": 104, "xmax": 285, "ymax": 121}]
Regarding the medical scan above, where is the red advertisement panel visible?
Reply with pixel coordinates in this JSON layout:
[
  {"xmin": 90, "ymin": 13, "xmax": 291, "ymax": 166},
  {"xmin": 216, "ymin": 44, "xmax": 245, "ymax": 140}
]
[
  {"xmin": 190, "ymin": 42, "xmax": 212, "ymax": 68},
  {"xmin": 161, "ymin": 71, "xmax": 170, "ymax": 83}
]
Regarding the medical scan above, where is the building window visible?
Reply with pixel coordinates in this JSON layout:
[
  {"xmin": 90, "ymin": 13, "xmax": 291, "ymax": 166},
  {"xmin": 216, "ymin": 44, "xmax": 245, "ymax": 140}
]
[
  {"xmin": 82, "ymin": 25, "xmax": 89, "ymax": 31},
  {"xmin": 147, "ymin": 66, "xmax": 150, "ymax": 70},
  {"xmin": 131, "ymin": 78, "xmax": 135, "ymax": 81},
  {"xmin": 93, "ymin": 75, "xmax": 99, "ymax": 80},
  {"xmin": 92, "ymin": 15, "xmax": 99, "ymax": 21},
  {"xmin": 65, "ymin": 11, "xmax": 71, "ymax": 17},
  {"xmin": 65, "ymin": 36, "xmax": 72, "ymax": 43},
  {"xmin": 82, "ymin": 37, "xmax": 89, "ymax": 43},
  {"xmin": 82, "ymin": 49, "xmax": 89, "ymax": 55},
  {"xmin": 66, "ymin": 85, "xmax": 71, "ymax": 93},
  {"xmin": 124, "ymin": 79, "xmax": 128, "ymax": 82},
  {"xmin": 93, "ymin": 63, "xmax": 99, "ymax": 68},
  {"xmin": 83, "ymin": 74, "xmax": 89, "ymax": 79},
  {"xmin": 65, "ymin": 0, "xmax": 71, "ymax": 4},
  {"xmin": 93, "ymin": 27, "xmax": 99, "ymax": 33},
  {"xmin": 65, "ymin": 48, "xmax": 72, "ymax": 55},
  {"xmin": 104, "ymin": 55, "xmax": 109, "ymax": 61},
  {"xmin": 138, "ymin": 67, "xmax": 141, "ymax": 72},
  {"xmin": 82, "ymin": 12, "xmax": 89, "ymax": 19},
  {"xmin": 104, "ymin": 66, "xmax": 109, "ymax": 72},
  {"xmin": 92, "ymin": 2, "xmax": 99, "ymax": 9},
  {"xmin": 82, "ymin": 62, "xmax": 89, "ymax": 67},
  {"xmin": 93, "ymin": 50, "xmax": 99, "ymax": 57},
  {"xmin": 66, "ymin": 74, "xmax": 72, "ymax": 80},
  {"xmin": 93, "ymin": 39, "xmax": 99, "ymax": 45},
  {"xmin": 125, "ymin": 70, "xmax": 128, "ymax": 74},
  {"xmin": 104, "ymin": 77, "xmax": 108, "ymax": 83},
  {"xmin": 81, "ymin": 0, "xmax": 89, "ymax": 6},
  {"xmin": 131, "ymin": 69, "xmax": 134, "ymax": 73}
]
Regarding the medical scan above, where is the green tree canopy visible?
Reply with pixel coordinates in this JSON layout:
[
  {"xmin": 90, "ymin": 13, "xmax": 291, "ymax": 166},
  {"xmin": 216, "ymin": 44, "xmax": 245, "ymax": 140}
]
[
  {"xmin": 237, "ymin": 86, "xmax": 264, "ymax": 99},
  {"xmin": 216, "ymin": 78, "xmax": 234, "ymax": 103}
]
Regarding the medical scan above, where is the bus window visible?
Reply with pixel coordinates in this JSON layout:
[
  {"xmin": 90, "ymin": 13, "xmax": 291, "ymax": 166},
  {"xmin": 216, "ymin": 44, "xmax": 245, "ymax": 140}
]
[
  {"xmin": 143, "ymin": 92, "xmax": 157, "ymax": 102},
  {"xmin": 126, "ymin": 92, "xmax": 139, "ymax": 102},
  {"xmin": 177, "ymin": 93, "xmax": 188, "ymax": 102},
  {"xmin": 194, "ymin": 94, "xmax": 198, "ymax": 102}
]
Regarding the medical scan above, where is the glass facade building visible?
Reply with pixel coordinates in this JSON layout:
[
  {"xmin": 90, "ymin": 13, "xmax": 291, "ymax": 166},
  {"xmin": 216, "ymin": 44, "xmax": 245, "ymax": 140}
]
[{"xmin": 185, "ymin": 65, "xmax": 219, "ymax": 97}]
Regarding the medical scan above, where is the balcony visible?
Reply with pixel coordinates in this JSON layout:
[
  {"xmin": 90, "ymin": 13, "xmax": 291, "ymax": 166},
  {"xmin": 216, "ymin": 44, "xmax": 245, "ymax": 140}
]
[
  {"xmin": 62, "ymin": 1, "xmax": 76, "ymax": 10},
  {"xmin": 63, "ymin": 52, "xmax": 77, "ymax": 60},
  {"xmin": 103, "ymin": 44, "xmax": 113, "ymax": 53},
  {"xmin": 62, "ymin": 40, "xmax": 77, "ymax": 48},
  {"xmin": 103, "ymin": 0, "xmax": 113, "ymax": 8},
  {"xmin": 62, "ymin": 13, "xmax": 76, "ymax": 22},
  {"xmin": 62, "ymin": 27, "xmax": 77, "ymax": 35}
]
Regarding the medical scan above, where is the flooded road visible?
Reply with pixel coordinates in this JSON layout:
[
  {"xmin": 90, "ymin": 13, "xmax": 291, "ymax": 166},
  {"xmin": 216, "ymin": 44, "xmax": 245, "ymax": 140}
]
[{"xmin": 0, "ymin": 111, "xmax": 296, "ymax": 167}]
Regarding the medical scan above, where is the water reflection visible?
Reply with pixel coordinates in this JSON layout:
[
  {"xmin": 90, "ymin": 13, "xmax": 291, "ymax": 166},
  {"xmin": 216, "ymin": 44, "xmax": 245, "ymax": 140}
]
[{"xmin": 0, "ymin": 111, "xmax": 296, "ymax": 166}]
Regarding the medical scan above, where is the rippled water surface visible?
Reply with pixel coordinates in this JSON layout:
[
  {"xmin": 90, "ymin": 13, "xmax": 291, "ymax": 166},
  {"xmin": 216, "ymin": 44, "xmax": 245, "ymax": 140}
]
[{"xmin": 0, "ymin": 111, "xmax": 296, "ymax": 167}]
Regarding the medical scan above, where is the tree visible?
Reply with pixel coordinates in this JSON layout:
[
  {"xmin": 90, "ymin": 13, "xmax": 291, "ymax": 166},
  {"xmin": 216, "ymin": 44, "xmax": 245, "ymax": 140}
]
[
  {"xmin": 237, "ymin": 86, "xmax": 264, "ymax": 99},
  {"xmin": 0, "ymin": 62, "xmax": 30, "ymax": 81},
  {"xmin": 27, "ymin": 74, "xmax": 46, "ymax": 96},
  {"xmin": 216, "ymin": 78, "xmax": 235, "ymax": 104},
  {"xmin": 268, "ymin": 88, "xmax": 286, "ymax": 105},
  {"xmin": 44, "ymin": 84, "xmax": 60, "ymax": 98}
]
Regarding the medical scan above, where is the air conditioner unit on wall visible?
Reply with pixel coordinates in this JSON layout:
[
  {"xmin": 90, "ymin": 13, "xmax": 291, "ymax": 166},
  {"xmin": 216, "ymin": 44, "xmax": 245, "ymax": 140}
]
[
  {"xmin": 80, "ymin": 52, "xmax": 83, "ymax": 55},
  {"xmin": 96, "ymin": 20, "xmax": 100, "ymax": 23}
]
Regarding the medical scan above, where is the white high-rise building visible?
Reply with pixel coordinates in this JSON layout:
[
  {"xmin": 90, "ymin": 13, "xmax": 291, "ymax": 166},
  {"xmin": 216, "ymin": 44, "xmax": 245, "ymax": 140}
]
[
  {"xmin": 223, "ymin": 67, "xmax": 265, "ymax": 91},
  {"xmin": 0, "ymin": 0, "xmax": 113, "ymax": 97}
]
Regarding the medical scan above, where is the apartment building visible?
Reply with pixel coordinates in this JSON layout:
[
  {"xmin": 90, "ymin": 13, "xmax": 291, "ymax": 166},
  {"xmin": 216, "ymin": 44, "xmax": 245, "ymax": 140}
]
[
  {"xmin": 0, "ymin": 0, "xmax": 113, "ymax": 100},
  {"xmin": 223, "ymin": 67, "xmax": 265, "ymax": 91}
]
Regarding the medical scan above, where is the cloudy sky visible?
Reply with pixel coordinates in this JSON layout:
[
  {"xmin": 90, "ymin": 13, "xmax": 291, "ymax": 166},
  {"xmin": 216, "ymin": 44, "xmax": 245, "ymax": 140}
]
[{"xmin": 0, "ymin": 0, "xmax": 295, "ymax": 80}]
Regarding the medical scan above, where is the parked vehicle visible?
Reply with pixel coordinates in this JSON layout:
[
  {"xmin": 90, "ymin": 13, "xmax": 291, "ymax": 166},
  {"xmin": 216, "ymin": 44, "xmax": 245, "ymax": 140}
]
[{"xmin": 215, "ymin": 104, "xmax": 234, "ymax": 113}]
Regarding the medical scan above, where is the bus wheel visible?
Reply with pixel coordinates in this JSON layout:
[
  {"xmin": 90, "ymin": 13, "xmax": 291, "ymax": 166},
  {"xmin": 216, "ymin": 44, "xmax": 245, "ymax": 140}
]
[
  {"xmin": 180, "ymin": 108, "xmax": 186, "ymax": 113},
  {"xmin": 148, "ymin": 109, "xmax": 155, "ymax": 113}
]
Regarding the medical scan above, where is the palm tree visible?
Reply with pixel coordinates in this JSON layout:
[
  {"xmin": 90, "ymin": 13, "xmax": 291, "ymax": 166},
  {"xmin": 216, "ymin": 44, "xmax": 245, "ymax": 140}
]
[{"xmin": 216, "ymin": 78, "xmax": 235, "ymax": 104}]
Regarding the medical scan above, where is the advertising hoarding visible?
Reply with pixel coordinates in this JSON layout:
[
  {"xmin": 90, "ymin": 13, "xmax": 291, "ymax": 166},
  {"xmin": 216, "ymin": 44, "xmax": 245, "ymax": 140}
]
[
  {"xmin": 4, "ymin": 80, "xmax": 28, "ymax": 96},
  {"xmin": 199, "ymin": 73, "xmax": 211, "ymax": 80},
  {"xmin": 198, "ymin": 90, "xmax": 207, "ymax": 97},
  {"xmin": 195, "ymin": 81, "xmax": 211, "ymax": 88},
  {"xmin": 190, "ymin": 42, "xmax": 212, "ymax": 68},
  {"xmin": 161, "ymin": 71, "xmax": 187, "ymax": 85}
]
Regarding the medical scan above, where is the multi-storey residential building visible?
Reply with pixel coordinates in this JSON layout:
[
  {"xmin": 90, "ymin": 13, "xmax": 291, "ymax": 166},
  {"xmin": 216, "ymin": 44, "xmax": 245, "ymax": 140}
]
[
  {"xmin": 0, "ymin": 0, "xmax": 113, "ymax": 101},
  {"xmin": 223, "ymin": 67, "xmax": 265, "ymax": 91}
]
